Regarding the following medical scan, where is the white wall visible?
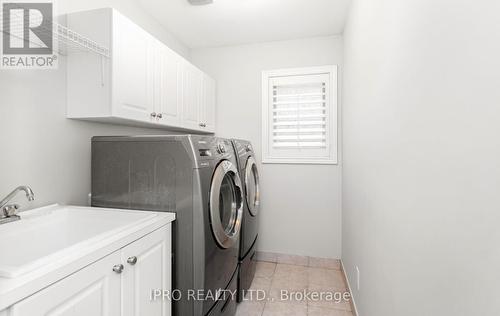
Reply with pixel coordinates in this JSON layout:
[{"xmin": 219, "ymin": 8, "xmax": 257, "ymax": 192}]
[
  {"xmin": 192, "ymin": 36, "xmax": 343, "ymax": 259},
  {"xmin": 0, "ymin": 1, "xmax": 189, "ymax": 208},
  {"xmin": 342, "ymin": 0, "xmax": 500, "ymax": 315},
  {"xmin": 59, "ymin": 0, "xmax": 190, "ymax": 58}
]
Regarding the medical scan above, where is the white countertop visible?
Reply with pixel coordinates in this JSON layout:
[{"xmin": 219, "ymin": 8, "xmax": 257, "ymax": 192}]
[{"xmin": 0, "ymin": 204, "xmax": 175, "ymax": 310}]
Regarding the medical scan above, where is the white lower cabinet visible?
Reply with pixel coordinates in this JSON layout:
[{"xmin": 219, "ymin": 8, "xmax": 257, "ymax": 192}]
[
  {"xmin": 9, "ymin": 252, "xmax": 122, "ymax": 316},
  {"xmin": 121, "ymin": 226, "xmax": 171, "ymax": 316},
  {"xmin": 6, "ymin": 225, "xmax": 172, "ymax": 316}
]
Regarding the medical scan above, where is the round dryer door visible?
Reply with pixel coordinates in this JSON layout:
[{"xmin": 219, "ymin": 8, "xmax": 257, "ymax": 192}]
[
  {"xmin": 209, "ymin": 160, "xmax": 244, "ymax": 249},
  {"xmin": 245, "ymin": 156, "xmax": 260, "ymax": 216}
]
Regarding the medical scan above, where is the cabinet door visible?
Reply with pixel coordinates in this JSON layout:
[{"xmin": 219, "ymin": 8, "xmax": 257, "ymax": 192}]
[
  {"xmin": 182, "ymin": 63, "xmax": 203, "ymax": 130},
  {"xmin": 112, "ymin": 11, "xmax": 155, "ymax": 122},
  {"xmin": 121, "ymin": 225, "xmax": 172, "ymax": 316},
  {"xmin": 156, "ymin": 45, "xmax": 182, "ymax": 127},
  {"xmin": 9, "ymin": 252, "xmax": 122, "ymax": 316},
  {"xmin": 200, "ymin": 75, "xmax": 216, "ymax": 133}
]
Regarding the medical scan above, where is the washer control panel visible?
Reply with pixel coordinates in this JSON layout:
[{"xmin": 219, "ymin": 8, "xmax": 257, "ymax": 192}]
[
  {"xmin": 217, "ymin": 143, "xmax": 227, "ymax": 154},
  {"xmin": 199, "ymin": 149, "xmax": 212, "ymax": 157},
  {"xmin": 194, "ymin": 137, "xmax": 231, "ymax": 159}
]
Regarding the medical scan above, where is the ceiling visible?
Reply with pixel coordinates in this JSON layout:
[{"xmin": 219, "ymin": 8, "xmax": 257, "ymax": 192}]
[{"xmin": 136, "ymin": 0, "xmax": 351, "ymax": 49}]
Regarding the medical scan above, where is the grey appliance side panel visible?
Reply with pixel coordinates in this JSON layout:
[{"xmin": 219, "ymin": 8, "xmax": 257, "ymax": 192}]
[
  {"xmin": 91, "ymin": 139, "xmax": 197, "ymax": 315},
  {"xmin": 92, "ymin": 140, "xmax": 194, "ymax": 210},
  {"xmin": 231, "ymin": 139, "xmax": 254, "ymax": 172},
  {"xmin": 192, "ymin": 168, "xmax": 206, "ymax": 316}
]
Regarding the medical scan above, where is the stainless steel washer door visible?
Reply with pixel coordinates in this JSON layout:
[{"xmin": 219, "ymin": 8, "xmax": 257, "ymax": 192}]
[
  {"xmin": 209, "ymin": 160, "xmax": 244, "ymax": 249},
  {"xmin": 245, "ymin": 156, "xmax": 260, "ymax": 216}
]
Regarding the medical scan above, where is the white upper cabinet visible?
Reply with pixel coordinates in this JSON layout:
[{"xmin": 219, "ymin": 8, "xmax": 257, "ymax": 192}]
[
  {"xmin": 201, "ymin": 74, "xmax": 216, "ymax": 132},
  {"xmin": 181, "ymin": 63, "xmax": 216, "ymax": 133},
  {"xmin": 113, "ymin": 12, "xmax": 155, "ymax": 123},
  {"xmin": 154, "ymin": 43, "xmax": 183, "ymax": 127},
  {"xmin": 67, "ymin": 8, "xmax": 215, "ymax": 134},
  {"xmin": 182, "ymin": 62, "xmax": 203, "ymax": 130}
]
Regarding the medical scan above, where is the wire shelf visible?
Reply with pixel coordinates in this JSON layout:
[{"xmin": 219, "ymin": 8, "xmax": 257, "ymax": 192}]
[
  {"xmin": 0, "ymin": 6, "xmax": 109, "ymax": 58},
  {"xmin": 54, "ymin": 23, "xmax": 109, "ymax": 57}
]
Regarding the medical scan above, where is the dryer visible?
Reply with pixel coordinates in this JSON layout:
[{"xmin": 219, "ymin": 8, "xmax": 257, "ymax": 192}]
[
  {"xmin": 231, "ymin": 139, "xmax": 260, "ymax": 302},
  {"xmin": 91, "ymin": 135, "xmax": 243, "ymax": 316}
]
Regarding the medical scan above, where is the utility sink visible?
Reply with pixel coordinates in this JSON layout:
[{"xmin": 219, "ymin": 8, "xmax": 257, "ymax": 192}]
[{"xmin": 0, "ymin": 204, "xmax": 158, "ymax": 278}]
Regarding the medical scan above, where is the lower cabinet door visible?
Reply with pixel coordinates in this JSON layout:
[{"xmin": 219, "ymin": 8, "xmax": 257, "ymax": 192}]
[
  {"xmin": 9, "ymin": 252, "xmax": 122, "ymax": 316},
  {"xmin": 121, "ymin": 225, "xmax": 172, "ymax": 316}
]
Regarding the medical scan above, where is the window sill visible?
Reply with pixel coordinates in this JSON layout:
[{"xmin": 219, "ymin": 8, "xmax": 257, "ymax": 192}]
[{"xmin": 262, "ymin": 158, "xmax": 338, "ymax": 165}]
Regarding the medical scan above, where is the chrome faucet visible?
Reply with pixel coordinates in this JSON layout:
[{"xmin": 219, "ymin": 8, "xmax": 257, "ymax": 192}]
[{"xmin": 0, "ymin": 186, "xmax": 35, "ymax": 224}]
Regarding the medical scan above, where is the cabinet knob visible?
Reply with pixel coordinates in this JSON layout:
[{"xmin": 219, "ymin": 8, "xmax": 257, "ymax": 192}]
[
  {"xmin": 199, "ymin": 123, "xmax": 207, "ymax": 127},
  {"xmin": 157, "ymin": 113, "xmax": 163, "ymax": 119},
  {"xmin": 112, "ymin": 264, "xmax": 124, "ymax": 274},
  {"xmin": 127, "ymin": 256, "xmax": 138, "ymax": 265},
  {"xmin": 150, "ymin": 112, "xmax": 157, "ymax": 118}
]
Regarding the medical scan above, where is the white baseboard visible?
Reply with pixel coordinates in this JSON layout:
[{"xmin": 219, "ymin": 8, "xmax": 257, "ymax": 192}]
[
  {"xmin": 340, "ymin": 259, "xmax": 360, "ymax": 316},
  {"xmin": 255, "ymin": 251, "xmax": 341, "ymax": 269}
]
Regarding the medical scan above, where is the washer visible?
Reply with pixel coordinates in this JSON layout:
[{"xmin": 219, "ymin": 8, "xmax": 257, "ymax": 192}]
[
  {"xmin": 231, "ymin": 139, "xmax": 260, "ymax": 302},
  {"xmin": 91, "ymin": 135, "xmax": 243, "ymax": 316}
]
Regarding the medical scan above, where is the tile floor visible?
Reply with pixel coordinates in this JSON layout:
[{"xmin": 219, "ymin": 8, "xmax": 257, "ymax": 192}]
[{"xmin": 236, "ymin": 260, "xmax": 354, "ymax": 316}]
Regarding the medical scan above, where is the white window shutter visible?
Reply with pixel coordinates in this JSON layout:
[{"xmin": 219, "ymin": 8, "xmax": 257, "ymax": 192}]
[
  {"xmin": 262, "ymin": 66, "xmax": 337, "ymax": 164},
  {"xmin": 271, "ymin": 81, "xmax": 327, "ymax": 149}
]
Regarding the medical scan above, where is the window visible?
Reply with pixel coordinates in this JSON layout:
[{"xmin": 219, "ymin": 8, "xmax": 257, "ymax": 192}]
[{"xmin": 262, "ymin": 66, "xmax": 338, "ymax": 164}]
